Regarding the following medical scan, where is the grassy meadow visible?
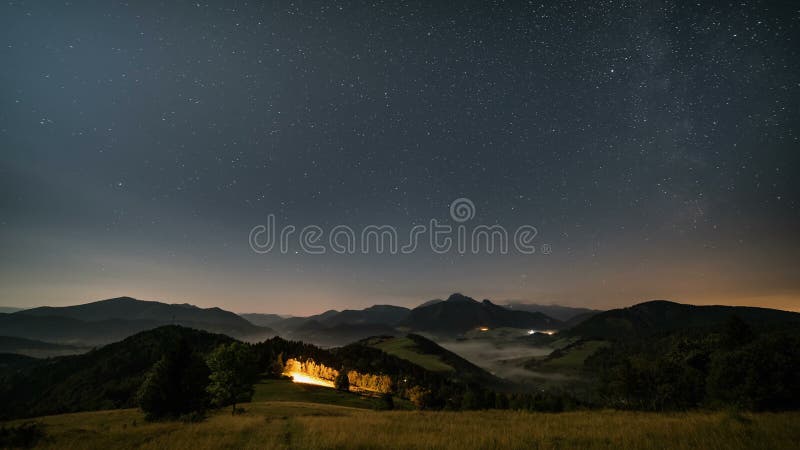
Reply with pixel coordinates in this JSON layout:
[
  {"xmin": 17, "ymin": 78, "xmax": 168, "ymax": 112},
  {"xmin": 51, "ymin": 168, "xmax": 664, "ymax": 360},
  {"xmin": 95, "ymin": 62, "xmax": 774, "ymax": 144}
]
[
  {"xmin": 532, "ymin": 340, "xmax": 609, "ymax": 373},
  {"xmin": 253, "ymin": 379, "xmax": 412, "ymax": 410},
  {"xmin": 369, "ymin": 337, "xmax": 455, "ymax": 372},
  {"xmin": 5, "ymin": 401, "xmax": 799, "ymax": 449}
]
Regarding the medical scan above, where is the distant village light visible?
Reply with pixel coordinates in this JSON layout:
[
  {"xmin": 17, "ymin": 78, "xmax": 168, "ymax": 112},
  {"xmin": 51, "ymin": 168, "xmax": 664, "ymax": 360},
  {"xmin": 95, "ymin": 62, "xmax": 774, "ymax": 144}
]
[
  {"xmin": 528, "ymin": 330, "xmax": 556, "ymax": 336},
  {"xmin": 479, "ymin": 326, "xmax": 490, "ymax": 332}
]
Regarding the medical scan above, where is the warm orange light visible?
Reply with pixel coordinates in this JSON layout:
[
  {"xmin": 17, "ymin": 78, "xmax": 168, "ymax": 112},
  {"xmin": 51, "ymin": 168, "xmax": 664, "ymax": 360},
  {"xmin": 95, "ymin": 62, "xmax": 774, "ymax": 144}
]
[
  {"xmin": 285, "ymin": 371, "xmax": 335, "ymax": 388},
  {"xmin": 479, "ymin": 326, "xmax": 489, "ymax": 332}
]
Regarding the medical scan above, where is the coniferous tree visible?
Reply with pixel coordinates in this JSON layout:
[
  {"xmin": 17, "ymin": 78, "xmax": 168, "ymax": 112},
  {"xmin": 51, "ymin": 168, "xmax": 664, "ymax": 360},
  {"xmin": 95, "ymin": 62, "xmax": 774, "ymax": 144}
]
[
  {"xmin": 334, "ymin": 370, "xmax": 350, "ymax": 391},
  {"xmin": 206, "ymin": 342, "xmax": 259, "ymax": 415},
  {"xmin": 137, "ymin": 339, "xmax": 210, "ymax": 420}
]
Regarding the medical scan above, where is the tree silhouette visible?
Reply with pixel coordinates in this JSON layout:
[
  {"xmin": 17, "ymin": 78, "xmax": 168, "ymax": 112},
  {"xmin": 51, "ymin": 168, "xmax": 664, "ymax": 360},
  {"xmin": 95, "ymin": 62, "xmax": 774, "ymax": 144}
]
[
  {"xmin": 334, "ymin": 371, "xmax": 350, "ymax": 391},
  {"xmin": 137, "ymin": 338, "xmax": 209, "ymax": 420},
  {"xmin": 206, "ymin": 342, "xmax": 259, "ymax": 415}
]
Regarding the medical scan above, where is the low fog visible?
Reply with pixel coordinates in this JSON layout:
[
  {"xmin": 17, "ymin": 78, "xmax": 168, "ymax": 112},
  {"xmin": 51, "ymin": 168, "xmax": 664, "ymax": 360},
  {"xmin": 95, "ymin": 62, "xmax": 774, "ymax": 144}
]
[{"xmin": 437, "ymin": 340, "xmax": 564, "ymax": 382}]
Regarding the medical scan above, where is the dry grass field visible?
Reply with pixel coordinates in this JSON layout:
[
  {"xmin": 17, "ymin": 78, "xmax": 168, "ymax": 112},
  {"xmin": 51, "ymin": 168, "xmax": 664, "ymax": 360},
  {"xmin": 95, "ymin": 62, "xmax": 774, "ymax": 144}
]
[{"xmin": 6, "ymin": 401, "xmax": 800, "ymax": 450}]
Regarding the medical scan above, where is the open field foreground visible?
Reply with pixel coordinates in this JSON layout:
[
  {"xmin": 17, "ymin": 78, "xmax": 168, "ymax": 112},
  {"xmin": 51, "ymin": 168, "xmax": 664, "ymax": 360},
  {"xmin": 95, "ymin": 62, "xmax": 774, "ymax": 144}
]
[{"xmin": 6, "ymin": 401, "xmax": 800, "ymax": 450}]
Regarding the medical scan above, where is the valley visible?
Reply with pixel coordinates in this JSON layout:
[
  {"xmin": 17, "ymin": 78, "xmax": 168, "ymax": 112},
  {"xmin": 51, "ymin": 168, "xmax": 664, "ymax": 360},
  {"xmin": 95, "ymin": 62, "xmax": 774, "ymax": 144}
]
[{"xmin": 2, "ymin": 293, "xmax": 800, "ymax": 448}]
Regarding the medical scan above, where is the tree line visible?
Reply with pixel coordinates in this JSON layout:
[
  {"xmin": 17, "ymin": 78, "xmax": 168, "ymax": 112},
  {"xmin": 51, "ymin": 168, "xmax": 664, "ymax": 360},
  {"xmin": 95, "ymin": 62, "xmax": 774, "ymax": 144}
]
[
  {"xmin": 584, "ymin": 316, "xmax": 800, "ymax": 411},
  {"xmin": 136, "ymin": 317, "xmax": 800, "ymax": 420}
]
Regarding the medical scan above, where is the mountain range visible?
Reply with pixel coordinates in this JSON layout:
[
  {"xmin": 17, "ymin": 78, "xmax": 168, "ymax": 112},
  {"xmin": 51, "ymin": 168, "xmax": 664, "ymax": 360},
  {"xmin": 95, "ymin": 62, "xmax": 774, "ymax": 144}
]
[
  {"xmin": 2, "ymin": 297, "xmax": 274, "ymax": 346},
  {"xmin": 0, "ymin": 294, "xmax": 572, "ymax": 348},
  {"xmin": 257, "ymin": 293, "xmax": 566, "ymax": 345},
  {"xmin": 5, "ymin": 294, "xmax": 797, "ymax": 351}
]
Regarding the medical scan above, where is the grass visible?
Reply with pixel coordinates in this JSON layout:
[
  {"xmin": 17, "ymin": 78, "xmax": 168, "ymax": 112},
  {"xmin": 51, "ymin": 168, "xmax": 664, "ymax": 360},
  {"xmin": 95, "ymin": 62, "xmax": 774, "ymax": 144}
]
[
  {"xmin": 532, "ymin": 340, "xmax": 609, "ymax": 373},
  {"xmin": 253, "ymin": 379, "xmax": 409, "ymax": 410},
  {"xmin": 547, "ymin": 336, "xmax": 581, "ymax": 350},
  {"xmin": 545, "ymin": 340, "xmax": 608, "ymax": 368},
  {"xmin": 370, "ymin": 337, "xmax": 455, "ymax": 372},
  {"xmin": 6, "ymin": 403, "xmax": 800, "ymax": 449}
]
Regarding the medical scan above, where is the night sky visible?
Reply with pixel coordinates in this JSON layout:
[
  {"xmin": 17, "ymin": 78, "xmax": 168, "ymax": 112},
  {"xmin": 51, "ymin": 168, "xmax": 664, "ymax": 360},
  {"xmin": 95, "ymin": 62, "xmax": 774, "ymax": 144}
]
[{"xmin": 1, "ymin": 1, "xmax": 798, "ymax": 314}]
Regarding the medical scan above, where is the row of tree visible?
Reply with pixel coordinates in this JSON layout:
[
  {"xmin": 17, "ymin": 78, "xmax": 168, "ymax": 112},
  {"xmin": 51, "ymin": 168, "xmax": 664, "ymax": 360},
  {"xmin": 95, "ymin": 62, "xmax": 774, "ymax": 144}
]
[
  {"xmin": 283, "ymin": 357, "xmax": 394, "ymax": 394},
  {"xmin": 585, "ymin": 316, "xmax": 800, "ymax": 411},
  {"xmin": 138, "ymin": 340, "xmax": 259, "ymax": 420}
]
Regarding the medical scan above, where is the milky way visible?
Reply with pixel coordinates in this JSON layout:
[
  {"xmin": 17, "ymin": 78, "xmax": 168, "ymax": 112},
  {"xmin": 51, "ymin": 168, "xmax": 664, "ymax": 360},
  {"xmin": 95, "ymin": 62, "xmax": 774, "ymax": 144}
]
[{"xmin": 1, "ymin": 1, "xmax": 798, "ymax": 313}]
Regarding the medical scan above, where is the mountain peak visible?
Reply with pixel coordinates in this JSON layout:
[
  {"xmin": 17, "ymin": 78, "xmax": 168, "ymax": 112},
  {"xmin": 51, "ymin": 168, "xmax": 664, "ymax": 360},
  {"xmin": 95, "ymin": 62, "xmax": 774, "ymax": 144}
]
[
  {"xmin": 446, "ymin": 293, "xmax": 478, "ymax": 303},
  {"xmin": 627, "ymin": 299, "xmax": 685, "ymax": 311},
  {"xmin": 100, "ymin": 296, "xmax": 141, "ymax": 304},
  {"xmin": 365, "ymin": 304, "xmax": 407, "ymax": 311},
  {"xmin": 402, "ymin": 293, "xmax": 561, "ymax": 334},
  {"xmin": 418, "ymin": 299, "xmax": 444, "ymax": 308}
]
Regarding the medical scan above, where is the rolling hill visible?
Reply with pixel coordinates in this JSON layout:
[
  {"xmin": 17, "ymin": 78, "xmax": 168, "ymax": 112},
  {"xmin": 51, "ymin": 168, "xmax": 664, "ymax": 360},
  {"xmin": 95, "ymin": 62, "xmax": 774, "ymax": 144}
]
[
  {"xmin": 364, "ymin": 334, "xmax": 499, "ymax": 385},
  {"xmin": 238, "ymin": 313, "xmax": 286, "ymax": 327},
  {"xmin": 4, "ymin": 297, "xmax": 274, "ymax": 345},
  {"xmin": 19, "ymin": 296, "xmax": 257, "ymax": 329},
  {"xmin": 0, "ymin": 326, "xmax": 234, "ymax": 420},
  {"xmin": 565, "ymin": 300, "xmax": 800, "ymax": 340},
  {"xmin": 504, "ymin": 302, "xmax": 601, "ymax": 322},
  {"xmin": 274, "ymin": 320, "xmax": 400, "ymax": 347},
  {"xmin": 320, "ymin": 305, "xmax": 410, "ymax": 327},
  {"xmin": 256, "ymin": 305, "xmax": 410, "ymax": 347},
  {"xmin": 0, "ymin": 324, "xmax": 502, "ymax": 421}
]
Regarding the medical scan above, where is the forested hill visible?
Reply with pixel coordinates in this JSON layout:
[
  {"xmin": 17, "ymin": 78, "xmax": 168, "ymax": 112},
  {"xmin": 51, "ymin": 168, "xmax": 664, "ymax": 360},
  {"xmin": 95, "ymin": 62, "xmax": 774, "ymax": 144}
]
[
  {"xmin": 565, "ymin": 300, "xmax": 800, "ymax": 340},
  {"xmin": 0, "ymin": 326, "xmax": 234, "ymax": 420},
  {"xmin": 0, "ymin": 326, "xmax": 505, "ymax": 420}
]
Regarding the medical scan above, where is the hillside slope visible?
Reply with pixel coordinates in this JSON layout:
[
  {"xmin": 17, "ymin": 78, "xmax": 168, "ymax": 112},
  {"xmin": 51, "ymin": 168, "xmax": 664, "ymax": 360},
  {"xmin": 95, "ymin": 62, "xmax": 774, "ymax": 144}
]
[
  {"xmin": 504, "ymin": 303, "xmax": 601, "ymax": 322},
  {"xmin": 365, "ymin": 334, "xmax": 499, "ymax": 385},
  {"xmin": 321, "ymin": 305, "xmax": 410, "ymax": 326},
  {"xmin": 19, "ymin": 296, "xmax": 259, "ymax": 329},
  {"xmin": 565, "ymin": 300, "xmax": 800, "ymax": 340},
  {"xmin": 0, "ymin": 326, "xmax": 234, "ymax": 420},
  {"xmin": 6, "ymin": 297, "xmax": 274, "ymax": 345}
]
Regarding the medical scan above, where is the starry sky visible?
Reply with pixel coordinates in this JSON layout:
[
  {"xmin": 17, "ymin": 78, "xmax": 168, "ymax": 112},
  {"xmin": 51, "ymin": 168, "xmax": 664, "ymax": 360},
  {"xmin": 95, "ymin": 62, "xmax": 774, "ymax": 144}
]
[{"xmin": 1, "ymin": 1, "xmax": 798, "ymax": 314}]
